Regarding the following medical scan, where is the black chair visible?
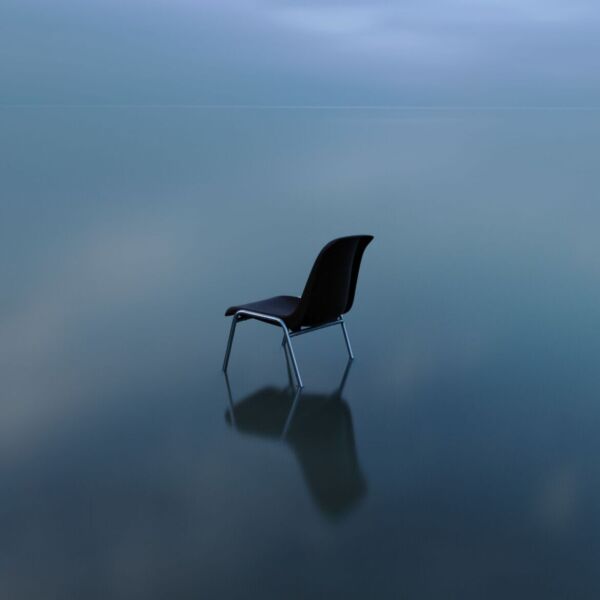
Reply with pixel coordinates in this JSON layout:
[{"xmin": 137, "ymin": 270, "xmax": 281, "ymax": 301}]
[{"xmin": 222, "ymin": 235, "xmax": 374, "ymax": 387}]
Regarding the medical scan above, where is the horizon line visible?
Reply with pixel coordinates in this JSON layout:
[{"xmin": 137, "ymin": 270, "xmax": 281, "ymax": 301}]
[{"xmin": 2, "ymin": 103, "xmax": 600, "ymax": 110}]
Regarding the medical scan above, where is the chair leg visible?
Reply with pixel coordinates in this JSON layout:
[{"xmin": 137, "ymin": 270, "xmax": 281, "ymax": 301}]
[
  {"xmin": 222, "ymin": 316, "xmax": 239, "ymax": 372},
  {"xmin": 340, "ymin": 319, "xmax": 354, "ymax": 360},
  {"xmin": 282, "ymin": 336, "xmax": 295, "ymax": 389},
  {"xmin": 282, "ymin": 328, "xmax": 304, "ymax": 388}
]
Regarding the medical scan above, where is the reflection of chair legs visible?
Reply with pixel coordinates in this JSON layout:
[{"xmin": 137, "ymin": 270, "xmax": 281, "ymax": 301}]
[
  {"xmin": 335, "ymin": 359, "xmax": 353, "ymax": 398},
  {"xmin": 280, "ymin": 386, "xmax": 302, "ymax": 439},
  {"xmin": 223, "ymin": 360, "xmax": 366, "ymax": 517},
  {"xmin": 283, "ymin": 359, "xmax": 353, "ymax": 439},
  {"xmin": 225, "ymin": 358, "xmax": 353, "ymax": 440}
]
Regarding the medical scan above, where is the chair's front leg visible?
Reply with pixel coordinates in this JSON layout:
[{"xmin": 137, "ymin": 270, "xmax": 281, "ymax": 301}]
[
  {"xmin": 282, "ymin": 335, "xmax": 294, "ymax": 389},
  {"xmin": 222, "ymin": 315, "xmax": 239, "ymax": 372},
  {"xmin": 223, "ymin": 309, "xmax": 304, "ymax": 388},
  {"xmin": 282, "ymin": 327, "xmax": 304, "ymax": 389}
]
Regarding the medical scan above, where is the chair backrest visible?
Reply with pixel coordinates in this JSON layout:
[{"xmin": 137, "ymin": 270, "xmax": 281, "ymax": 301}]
[{"xmin": 289, "ymin": 235, "xmax": 373, "ymax": 330}]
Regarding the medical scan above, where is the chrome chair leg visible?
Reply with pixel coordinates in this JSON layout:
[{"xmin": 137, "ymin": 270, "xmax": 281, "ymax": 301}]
[
  {"xmin": 223, "ymin": 311, "xmax": 304, "ymax": 388},
  {"xmin": 340, "ymin": 319, "xmax": 354, "ymax": 360},
  {"xmin": 282, "ymin": 328, "xmax": 303, "ymax": 388},
  {"xmin": 282, "ymin": 336, "xmax": 295, "ymax": 389},
  {"xmin": 222, "ymin": 315, "xmax": 239, "ymax": 372}
]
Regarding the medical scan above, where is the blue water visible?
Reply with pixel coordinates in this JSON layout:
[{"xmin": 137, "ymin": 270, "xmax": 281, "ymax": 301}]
[{"xmin": 1, "ymin": 106, "xmax": 600, "ymax": 598}]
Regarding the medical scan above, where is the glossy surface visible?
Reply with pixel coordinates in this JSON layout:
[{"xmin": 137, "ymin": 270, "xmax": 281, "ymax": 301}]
[
  {"xmin": 2, "ymin": 106, "xmax": 600, "ymax": 598},
  {"xmin": 2, "ymin": 3, "xmax": 600, "ymax": 596}
]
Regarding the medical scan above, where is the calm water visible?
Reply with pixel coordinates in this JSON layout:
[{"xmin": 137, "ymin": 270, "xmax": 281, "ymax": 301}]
[{"xmin": 2, "ymin": 107, "xmax": 600, "ymax": 599}]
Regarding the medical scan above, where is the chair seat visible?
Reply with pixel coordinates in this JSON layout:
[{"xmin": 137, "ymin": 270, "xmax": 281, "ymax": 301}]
[{"xmin": 225, "ymin": 295, "xmax": 300, "ymax": 325}]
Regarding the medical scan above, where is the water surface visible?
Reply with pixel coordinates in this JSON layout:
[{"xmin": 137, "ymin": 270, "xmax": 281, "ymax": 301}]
[{"xmin": 1, "ymin": 107, "xmax": 600, "ymax": 599}]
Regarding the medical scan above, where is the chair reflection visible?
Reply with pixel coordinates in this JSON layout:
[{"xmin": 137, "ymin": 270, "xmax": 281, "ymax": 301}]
[{"xmin": 225, "ymin": 360, "xmax": 367, "ymax": 518}]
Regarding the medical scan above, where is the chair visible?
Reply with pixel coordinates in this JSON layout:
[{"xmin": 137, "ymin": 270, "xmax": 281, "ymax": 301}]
[{"xmin": 222, "ymin": 235, "xmax": 374, "ymax": 387}]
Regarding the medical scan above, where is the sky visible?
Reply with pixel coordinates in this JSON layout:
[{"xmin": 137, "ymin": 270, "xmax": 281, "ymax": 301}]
[{"xmin": 1, "ymin": 0, "xmax": 599, "ymax": 106}]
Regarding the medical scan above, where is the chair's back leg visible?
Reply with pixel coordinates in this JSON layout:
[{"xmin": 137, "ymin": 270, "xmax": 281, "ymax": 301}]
[
  {"xmin": 340, "ymin": 319, "xmax": 355, "ymax": 360},
  {"xmin": 222, "ymin": 316, "xmax": 239, "ymax": 372}
]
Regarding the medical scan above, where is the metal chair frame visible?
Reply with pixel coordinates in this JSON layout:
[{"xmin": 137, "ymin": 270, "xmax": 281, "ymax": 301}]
[{"xmin": 222, "ymin": 309, "xmax": 354, "ymax": 389}]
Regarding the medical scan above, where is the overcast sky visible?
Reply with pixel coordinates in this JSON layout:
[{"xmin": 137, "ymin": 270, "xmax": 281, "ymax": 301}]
[{"xmin": 2, "ymin": 0, "xmax": 599, "ymax": 105}]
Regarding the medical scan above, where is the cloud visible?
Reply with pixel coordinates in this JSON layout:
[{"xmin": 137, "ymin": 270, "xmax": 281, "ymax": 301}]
[{"xmin": 2, "ymin": 0, "xmax": 599, "ymax": 105}]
